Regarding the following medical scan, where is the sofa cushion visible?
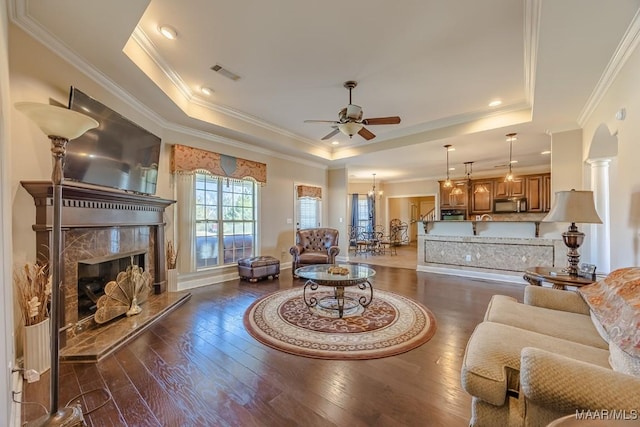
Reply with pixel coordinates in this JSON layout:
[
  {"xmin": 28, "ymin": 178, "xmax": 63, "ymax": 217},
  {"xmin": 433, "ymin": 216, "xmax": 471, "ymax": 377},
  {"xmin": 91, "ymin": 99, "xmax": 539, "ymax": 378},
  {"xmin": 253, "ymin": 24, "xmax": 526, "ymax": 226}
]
[
  {"xmin": 461, "ymin": 322, "xmax": 611, "ymax": 407},
  {"xmin": 484, "ymin": 295, "xmax": 607, "ymax": 350},
  {"xmin": 578, "ymin": 267, "xmax": 640, "ymax": 358}
]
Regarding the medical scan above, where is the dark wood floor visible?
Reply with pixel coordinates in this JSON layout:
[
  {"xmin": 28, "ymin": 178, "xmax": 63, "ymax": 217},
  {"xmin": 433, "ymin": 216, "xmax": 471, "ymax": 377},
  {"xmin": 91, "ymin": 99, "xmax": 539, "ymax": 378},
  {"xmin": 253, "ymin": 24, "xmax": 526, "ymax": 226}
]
[{"xmin": 23, "ymin": 266, "xmax": 524, "ymax": 427}]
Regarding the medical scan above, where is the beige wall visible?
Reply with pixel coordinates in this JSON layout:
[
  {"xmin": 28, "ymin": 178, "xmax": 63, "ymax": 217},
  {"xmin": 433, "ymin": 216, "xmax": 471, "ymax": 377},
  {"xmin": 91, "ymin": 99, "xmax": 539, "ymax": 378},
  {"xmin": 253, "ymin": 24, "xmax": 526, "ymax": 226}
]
[
  {"xmin": 0, "ymin": 1, "xmax": 13, "ymax": 423},
  {"xmin": 582, "ymin": 41, "xmax": 640, "ymax": 269}
]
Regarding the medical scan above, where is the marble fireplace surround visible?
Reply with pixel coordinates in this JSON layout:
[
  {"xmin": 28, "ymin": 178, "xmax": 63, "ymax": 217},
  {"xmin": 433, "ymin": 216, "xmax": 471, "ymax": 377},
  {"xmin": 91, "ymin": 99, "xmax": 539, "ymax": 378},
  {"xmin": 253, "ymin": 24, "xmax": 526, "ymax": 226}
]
[{"xmin": 21, "ymin": 181, "xmax": 179, "ymax": 358}]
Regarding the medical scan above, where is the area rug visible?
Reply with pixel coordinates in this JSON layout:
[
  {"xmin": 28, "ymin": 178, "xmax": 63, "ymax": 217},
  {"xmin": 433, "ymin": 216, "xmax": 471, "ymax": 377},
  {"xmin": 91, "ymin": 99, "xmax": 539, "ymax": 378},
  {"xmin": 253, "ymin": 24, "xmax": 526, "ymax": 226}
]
[{"xmin": 243, "ymin": 287, "xmax": 436, "ymax": 360}]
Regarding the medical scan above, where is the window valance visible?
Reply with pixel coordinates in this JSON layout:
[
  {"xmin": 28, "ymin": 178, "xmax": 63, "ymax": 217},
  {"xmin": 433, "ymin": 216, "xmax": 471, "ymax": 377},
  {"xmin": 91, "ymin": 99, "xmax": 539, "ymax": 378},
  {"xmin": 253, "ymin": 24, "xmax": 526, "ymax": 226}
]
[
  {"xmin": 297, "ymin": 185, "xmax": 322, "ymax": 200},
  {"xmin": 170, "ymin": 144, "xmax": 267, "ymax": 184}
]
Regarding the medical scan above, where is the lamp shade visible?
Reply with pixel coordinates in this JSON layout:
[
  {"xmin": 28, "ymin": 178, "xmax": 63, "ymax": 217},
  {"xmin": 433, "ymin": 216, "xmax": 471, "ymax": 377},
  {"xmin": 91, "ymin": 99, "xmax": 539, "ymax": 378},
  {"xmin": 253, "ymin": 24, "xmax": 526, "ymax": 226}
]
[
  {"xmin": 338, "ymin": 122, "xmax": 363, "ymax": 137},
  {"xmin": 15, "ymin": 102, "xmax": 98, "ymax": 140},
  {"xmin": 543, "ymin": 190, "xmax": 602, "ymax": 224}
]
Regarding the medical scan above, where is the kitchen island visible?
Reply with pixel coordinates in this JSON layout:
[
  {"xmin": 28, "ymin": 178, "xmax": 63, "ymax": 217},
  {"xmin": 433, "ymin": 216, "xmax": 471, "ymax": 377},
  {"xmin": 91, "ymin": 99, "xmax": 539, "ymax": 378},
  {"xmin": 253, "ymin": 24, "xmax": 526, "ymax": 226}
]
[{"xmin": 418, "ymin": 219, "xmax": 564, "ymax": 283}]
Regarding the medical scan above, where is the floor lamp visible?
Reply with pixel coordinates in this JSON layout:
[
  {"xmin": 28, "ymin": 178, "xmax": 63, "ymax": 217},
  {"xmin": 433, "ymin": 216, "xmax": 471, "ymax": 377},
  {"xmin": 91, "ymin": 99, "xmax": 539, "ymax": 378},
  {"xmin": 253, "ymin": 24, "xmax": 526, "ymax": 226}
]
[
  {"xmin": 543, "ymin": 189, "xmax": 602, "ymax": 276},
  {"xmin": 15, "ymin": 102, "xmax": 98, "ymax": 427}
]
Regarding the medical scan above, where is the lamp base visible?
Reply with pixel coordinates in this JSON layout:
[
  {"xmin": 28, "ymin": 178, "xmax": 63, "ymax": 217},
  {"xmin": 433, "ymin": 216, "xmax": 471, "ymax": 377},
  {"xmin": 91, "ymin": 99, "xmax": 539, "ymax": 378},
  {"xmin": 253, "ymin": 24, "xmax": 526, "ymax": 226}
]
[
  {"xmin": 25, "ymin": 406, "xmax": 85, "ymax": 427},
  {"xmin": 562, "ymin": 223, "xmax": 584, "ymax": 277}
]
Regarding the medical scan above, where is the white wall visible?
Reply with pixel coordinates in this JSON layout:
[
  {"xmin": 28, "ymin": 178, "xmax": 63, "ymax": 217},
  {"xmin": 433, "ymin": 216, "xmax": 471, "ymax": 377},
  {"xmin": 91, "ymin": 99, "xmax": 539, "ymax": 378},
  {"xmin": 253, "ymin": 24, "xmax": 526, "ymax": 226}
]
[{"xmin": 582, "ymin": 39, "xmax": 640, "ymax": 269}]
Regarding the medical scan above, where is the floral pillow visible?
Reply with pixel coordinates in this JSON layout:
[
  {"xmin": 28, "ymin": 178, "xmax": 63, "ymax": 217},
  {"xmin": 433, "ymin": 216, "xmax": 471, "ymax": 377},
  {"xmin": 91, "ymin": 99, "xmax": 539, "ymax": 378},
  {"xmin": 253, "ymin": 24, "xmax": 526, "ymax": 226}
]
[{"xmin": 578, "ymin": 267, "xmax": 640, "ymax": 361}]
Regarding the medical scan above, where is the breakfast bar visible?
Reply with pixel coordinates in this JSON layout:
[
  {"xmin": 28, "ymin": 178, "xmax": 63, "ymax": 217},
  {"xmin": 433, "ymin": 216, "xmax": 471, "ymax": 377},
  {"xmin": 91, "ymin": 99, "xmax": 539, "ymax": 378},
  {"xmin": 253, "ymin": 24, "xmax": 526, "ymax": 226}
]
[{"xmin": 418, "ymin": 219, "xmax": 565, "ymax": 281}]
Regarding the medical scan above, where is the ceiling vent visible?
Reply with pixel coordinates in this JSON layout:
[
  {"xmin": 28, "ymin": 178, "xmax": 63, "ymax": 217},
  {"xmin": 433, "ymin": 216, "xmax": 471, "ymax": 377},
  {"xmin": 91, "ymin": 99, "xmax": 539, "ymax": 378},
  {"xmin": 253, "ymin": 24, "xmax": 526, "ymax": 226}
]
[{"xmin": 210, "ymin": 64, "xmax": 241, "ymax": 81}]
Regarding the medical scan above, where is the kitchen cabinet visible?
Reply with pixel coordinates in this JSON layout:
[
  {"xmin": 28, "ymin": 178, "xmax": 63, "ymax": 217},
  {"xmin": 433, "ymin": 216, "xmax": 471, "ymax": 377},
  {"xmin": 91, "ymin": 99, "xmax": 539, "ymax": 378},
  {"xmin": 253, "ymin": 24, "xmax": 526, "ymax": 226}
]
[
  {"xmin": 439, "ymin": 180, "xmax": 467, "ymax": 208},
  {"xmin": 543, "ymin": 174, "xmax": 551, "ymax": 212},
  {"xmin": 494, "ymin": 178, "xmax": 525, "ymax": 199},
  {"xmin": 526, "ymin": 175, "xmax": 544, "ymax": 212},
  {"xmin": 470, "ymin": 180, "xmax": 493, "ymax": 214},
  {"xmin": 525, "ymin": 174, "xmax": 551, "ymax": 212}
]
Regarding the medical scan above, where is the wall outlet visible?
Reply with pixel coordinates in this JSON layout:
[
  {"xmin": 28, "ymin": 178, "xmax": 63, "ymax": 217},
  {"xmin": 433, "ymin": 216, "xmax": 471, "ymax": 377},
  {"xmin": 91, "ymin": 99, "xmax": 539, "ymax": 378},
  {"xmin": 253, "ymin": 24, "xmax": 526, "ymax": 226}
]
[{"xmin": 465, "ymin": 254, "xmax": 472, "ymax": 262}]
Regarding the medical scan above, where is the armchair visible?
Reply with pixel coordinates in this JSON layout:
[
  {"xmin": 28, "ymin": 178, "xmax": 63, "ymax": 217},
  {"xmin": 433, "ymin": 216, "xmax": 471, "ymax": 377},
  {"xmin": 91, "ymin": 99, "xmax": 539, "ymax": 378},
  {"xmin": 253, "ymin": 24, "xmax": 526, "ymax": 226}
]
[{"xmin": 289, "ymin": 228, "xmax": 340, "ymax": 276}]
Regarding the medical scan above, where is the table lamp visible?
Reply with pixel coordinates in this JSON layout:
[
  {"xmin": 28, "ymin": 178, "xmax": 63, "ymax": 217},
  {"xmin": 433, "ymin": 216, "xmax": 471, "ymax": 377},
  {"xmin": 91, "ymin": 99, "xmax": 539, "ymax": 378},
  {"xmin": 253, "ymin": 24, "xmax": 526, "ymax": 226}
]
[
  {"xmin": 15, "ymin": 102, "xmax": 98, "ymax": 427},
  {"xmin": 543, "ymin": 189, "xmax": 602, "ymax": 276}
]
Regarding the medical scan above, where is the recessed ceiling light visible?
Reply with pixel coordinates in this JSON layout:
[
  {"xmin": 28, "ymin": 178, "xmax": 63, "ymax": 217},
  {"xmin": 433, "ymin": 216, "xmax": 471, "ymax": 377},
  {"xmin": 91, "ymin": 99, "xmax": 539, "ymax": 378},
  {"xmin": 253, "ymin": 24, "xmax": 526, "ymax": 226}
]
[
  {"xmin": 158, "ymin": 25, "xmax": 177, "ymax": 40},
  {"xmin": 200, "ymin": 87, "xmax": 213, "ymax": 96},
  {"xmin": 510, "ymin": 160, "xmax": 518, "ymax": 164},
  {"xmin": 489, "ymin": 100, "xmax": 502, "ymax": 107},
  {"xmin": 449, "ymin": 167, "xmax": 455, "ymax": 171},
  {"xmin": 331, "ymin": 141, "xmax": 339, "ymax": 145},
  {"xmin": 541, "ymin": 150, "xmax": 551, "ymax": 155}
]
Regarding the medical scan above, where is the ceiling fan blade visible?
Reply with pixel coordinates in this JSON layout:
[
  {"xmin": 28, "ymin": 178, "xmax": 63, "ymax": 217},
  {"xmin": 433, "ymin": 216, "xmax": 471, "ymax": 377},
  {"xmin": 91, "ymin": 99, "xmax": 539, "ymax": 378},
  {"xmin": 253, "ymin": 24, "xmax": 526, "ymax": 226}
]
[
  {"xmin": 362, "ymin": 116, "xmax": 401, "ymax": 125},
  {"xmin": 321, "ymin": 128, "xmax": 340, "ymax": 140},
  {"xmin": 304, "ymin": 119, "xmax": 338, "ymax": 124},
  {"xmin": 358, "ymin": 127, "xmax": 376, "ymax": 140}
]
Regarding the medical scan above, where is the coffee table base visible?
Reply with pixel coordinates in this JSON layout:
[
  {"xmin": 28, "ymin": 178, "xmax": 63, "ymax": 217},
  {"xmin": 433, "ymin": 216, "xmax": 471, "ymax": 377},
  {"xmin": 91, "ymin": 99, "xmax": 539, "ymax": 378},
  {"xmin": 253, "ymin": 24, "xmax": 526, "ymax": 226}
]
[{"xmin": 303, "ymin": 280, "xmax": 373, "ymax": 318}]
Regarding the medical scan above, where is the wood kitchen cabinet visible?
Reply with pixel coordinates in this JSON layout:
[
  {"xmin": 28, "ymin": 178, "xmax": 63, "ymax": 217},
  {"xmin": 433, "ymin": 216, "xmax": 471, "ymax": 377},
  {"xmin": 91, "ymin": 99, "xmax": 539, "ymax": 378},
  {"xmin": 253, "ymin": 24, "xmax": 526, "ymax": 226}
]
[
  {"xmin": 494, "ymin": 178, "xmax": 525, "ymax": 199},
  {"xmin": 526, "ymin": 175, "xmax": 544, "ymax": 212},
  {"xmin": 543, "ymin": 174, "xmax": 551, "ymax": 212},
  {"xmin": 470, "ymin": 180, "xmax": 493, "ymax": 214},
  {"xmin": 439, "ymin": 180, "xmax": 467, "ymax": 208}
]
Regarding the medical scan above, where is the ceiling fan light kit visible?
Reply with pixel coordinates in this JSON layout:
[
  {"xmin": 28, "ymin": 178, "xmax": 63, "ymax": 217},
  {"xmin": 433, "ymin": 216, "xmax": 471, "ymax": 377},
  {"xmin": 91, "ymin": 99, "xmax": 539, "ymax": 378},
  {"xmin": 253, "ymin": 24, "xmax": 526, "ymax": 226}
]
[{"xmin": 305, "ymin": 80, "xmax": 401, "ymax": 141}]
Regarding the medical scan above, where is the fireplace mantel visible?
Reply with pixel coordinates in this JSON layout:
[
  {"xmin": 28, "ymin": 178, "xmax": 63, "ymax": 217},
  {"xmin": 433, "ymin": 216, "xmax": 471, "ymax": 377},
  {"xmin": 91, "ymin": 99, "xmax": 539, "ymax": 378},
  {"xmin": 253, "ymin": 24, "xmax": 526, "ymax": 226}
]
[
  {"xmin": 21, "ymin": 180, "xmax": 174, "ymax": 230},
  {"xmin": 22, "ymin": 181, "xmax": 176, "ymax": 335}
]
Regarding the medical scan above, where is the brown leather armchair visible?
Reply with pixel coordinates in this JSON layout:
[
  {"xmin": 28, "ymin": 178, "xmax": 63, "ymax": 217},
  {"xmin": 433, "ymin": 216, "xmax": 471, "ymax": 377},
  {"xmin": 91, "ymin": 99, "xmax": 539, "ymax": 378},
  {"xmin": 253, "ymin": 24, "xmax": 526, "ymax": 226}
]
[{"xmin": 289, "ymin": 228, "xmax": 340, "ymax": 276}]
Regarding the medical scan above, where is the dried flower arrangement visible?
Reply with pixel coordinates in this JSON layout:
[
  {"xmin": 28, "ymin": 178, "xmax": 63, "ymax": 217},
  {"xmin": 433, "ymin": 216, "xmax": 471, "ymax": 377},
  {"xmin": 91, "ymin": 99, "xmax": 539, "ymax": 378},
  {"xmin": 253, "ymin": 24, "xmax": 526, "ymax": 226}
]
[
  {"xmin": 14, "ymin": 262, "xmax": 51, "ymax": 326},
  {"xmin": 166, "ymin": 240, "xmax": 178, "ymax": 270}
]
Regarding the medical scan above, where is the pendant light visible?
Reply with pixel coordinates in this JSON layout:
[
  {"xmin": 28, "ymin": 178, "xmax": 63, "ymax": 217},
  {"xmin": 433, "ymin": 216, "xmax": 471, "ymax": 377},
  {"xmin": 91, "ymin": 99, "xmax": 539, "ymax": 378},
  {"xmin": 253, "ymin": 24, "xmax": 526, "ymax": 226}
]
[
  {"xmin": 505, "ymin": 133, "xmax": 517, "ymax": 182},
  {"xmin": 443, "ymin": 144, "xmax": 453, "ymax": 188},
  {"xmin": 465, "ymin": 161, "xmax": 489, "ymax": 194}
]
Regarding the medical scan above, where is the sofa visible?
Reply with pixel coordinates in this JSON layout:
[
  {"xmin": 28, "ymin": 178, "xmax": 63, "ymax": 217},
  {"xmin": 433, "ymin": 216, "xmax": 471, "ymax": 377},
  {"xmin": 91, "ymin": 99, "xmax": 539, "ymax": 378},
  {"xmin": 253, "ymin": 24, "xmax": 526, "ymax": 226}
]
[
  {"xmin": 461, "ymin": 267, "xmax": 640, "ymax": 427},
  {"xmin": 289, "ymin": 228, "xmax": 340, "ymax": 276}
]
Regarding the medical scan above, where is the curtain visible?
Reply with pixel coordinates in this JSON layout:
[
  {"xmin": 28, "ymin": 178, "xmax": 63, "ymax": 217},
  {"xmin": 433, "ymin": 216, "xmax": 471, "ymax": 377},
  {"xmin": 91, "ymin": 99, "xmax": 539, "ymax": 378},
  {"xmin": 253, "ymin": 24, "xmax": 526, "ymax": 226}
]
[
  {"xmin": 171, "ymin": 144, "xmax": 267, "ymax": 184},
  {"xmin": 176, "ymin": 173, "xmax": 196, "ymax": 273},
  {"xmin": 296, "ymin": 185, "xmax": 322, "ymax": 199},
  {"xmin": 350, "ymin": 193, "xmax": 359, "ymax": 229}
]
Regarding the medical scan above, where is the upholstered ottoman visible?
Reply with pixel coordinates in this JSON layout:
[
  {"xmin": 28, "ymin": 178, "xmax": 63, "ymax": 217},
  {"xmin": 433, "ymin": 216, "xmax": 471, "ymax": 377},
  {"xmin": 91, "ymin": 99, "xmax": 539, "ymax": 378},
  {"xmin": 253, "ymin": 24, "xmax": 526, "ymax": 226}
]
[{"xmin": 237, "ymin": 256, "xmax": 280, "ymax": 282}]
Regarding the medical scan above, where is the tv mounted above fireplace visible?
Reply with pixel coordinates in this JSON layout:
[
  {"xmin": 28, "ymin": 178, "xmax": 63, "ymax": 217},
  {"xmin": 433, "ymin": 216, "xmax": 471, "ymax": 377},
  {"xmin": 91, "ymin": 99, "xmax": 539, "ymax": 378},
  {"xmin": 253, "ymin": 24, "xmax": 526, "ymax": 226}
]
[{"xmin": 65, "ymin": 87, "xmax": 161, "ymax": 195}]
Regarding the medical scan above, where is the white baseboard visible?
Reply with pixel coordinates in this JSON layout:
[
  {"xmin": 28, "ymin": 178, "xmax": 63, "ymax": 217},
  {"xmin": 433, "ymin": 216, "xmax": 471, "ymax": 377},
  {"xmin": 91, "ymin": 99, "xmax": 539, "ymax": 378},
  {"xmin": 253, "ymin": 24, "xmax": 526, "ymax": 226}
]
[{"xmin": 417, "ymin": 265, "xmax": 528, "ymax": 284}]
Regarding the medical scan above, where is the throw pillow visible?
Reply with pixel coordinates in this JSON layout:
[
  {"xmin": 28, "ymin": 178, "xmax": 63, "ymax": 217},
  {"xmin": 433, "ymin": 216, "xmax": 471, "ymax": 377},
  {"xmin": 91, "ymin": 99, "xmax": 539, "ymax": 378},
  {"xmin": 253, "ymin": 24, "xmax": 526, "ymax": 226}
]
[{"xmin": 578, "ymin": 267, "xmax": 640, "ymax": 359}]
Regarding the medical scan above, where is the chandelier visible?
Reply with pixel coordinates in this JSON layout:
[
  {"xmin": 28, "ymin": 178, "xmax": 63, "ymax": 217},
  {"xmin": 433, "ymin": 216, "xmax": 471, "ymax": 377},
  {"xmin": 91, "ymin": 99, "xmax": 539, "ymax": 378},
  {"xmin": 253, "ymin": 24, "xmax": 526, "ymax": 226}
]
[{"xmin": 368, "ymin": 173, "xmax": 383, "ymax": 198}]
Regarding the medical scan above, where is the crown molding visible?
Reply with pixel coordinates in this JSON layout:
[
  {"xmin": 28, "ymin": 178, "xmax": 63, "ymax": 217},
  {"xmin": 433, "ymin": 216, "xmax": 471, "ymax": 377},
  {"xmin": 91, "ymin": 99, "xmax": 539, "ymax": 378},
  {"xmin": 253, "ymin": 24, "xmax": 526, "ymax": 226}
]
[{"xmin": 577, "ymin": 8, "xmax": 640, "ymax": 127}]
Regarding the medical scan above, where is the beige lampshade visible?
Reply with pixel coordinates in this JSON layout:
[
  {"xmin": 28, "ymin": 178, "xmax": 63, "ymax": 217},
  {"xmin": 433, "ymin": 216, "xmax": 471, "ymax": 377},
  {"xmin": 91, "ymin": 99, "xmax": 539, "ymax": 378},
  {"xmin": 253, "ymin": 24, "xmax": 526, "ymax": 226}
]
[
  {"xmin": 543, "ymin": 189, "xmax": 603, "ymax": 224},
  {"xmin": 338, "ymin": 122, "xmax": 363, "ymax": 137},
  {"xmin": 15, "ymin": 102, "xmax": 98, "ymax": 139}
]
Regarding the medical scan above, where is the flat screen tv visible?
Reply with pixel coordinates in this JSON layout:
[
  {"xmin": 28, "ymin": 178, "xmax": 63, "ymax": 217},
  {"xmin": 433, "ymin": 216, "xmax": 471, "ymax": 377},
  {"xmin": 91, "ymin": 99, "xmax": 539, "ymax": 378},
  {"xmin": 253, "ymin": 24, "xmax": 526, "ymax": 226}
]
[{"xmin": 65, "ymin": 87, "xmax": 161, "ymax": 195}]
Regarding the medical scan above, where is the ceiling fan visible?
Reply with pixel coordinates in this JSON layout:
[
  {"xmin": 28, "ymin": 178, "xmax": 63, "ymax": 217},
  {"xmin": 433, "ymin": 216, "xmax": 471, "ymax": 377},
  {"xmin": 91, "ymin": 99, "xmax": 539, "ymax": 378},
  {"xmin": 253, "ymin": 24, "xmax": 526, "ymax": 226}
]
[{"xmin": 304, "ymin": 81, "xmax": 401, "ymax": 141}]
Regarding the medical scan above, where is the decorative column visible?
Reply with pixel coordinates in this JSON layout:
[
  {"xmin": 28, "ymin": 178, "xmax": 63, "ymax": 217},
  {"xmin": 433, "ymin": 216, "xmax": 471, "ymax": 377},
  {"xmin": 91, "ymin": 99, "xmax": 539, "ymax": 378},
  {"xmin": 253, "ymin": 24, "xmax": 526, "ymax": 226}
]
[{"xmin": 587, "ymin": 159, "xmax": 611, "ymax": 273}]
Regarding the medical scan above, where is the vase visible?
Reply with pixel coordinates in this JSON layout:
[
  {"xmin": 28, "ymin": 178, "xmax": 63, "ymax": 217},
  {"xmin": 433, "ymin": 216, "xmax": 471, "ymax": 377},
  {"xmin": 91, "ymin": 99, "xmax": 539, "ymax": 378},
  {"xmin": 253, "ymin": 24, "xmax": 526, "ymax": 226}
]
[
  {"xmin": 23, "ymin": 318, "xmax": 50, "ymax": 375},
  {"xmin": 167, "ymin": 268, "xmax": 178, "ymax": 292}
]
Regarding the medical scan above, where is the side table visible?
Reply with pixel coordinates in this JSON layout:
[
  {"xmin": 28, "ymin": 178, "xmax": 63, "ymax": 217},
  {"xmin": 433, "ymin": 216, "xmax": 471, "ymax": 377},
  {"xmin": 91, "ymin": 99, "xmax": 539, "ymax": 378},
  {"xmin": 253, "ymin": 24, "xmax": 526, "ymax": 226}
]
[{"xmin": 523, "ymin": 266, "xmax": 600, "ymax": 290}]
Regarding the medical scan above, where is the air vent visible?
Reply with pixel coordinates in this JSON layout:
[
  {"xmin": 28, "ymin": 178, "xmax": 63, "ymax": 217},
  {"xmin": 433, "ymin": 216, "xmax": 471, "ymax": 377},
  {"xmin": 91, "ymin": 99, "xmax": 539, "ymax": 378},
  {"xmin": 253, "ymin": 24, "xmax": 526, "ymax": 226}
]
[{"xmin": 210, "ymin": 64, "xmax": 241, "ymax": 81}]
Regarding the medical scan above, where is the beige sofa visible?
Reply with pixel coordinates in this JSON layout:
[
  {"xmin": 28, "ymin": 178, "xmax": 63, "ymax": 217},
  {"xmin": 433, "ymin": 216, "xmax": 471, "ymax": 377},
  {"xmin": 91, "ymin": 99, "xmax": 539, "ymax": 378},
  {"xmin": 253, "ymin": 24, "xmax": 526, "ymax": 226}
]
[{"xmin": 461, "ymin": 268, "xmax": 640, "ymax": 427}]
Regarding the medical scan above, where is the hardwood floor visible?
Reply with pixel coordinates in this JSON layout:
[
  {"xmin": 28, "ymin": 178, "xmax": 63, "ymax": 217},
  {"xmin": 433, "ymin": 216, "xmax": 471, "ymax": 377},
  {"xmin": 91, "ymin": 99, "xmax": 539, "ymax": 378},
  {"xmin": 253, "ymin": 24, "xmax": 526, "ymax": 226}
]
[{"xmin": 22, "ymin": 266, "xmax": 524, "ymax": 427}]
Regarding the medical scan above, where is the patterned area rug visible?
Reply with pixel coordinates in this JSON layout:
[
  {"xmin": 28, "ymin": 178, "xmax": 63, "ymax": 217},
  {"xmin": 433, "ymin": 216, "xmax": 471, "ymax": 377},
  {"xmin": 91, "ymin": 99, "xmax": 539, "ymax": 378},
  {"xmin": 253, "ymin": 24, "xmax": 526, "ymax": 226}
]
[{"xmin": 243, "ymin": 287, "xmax": 437, "ymax": 360}]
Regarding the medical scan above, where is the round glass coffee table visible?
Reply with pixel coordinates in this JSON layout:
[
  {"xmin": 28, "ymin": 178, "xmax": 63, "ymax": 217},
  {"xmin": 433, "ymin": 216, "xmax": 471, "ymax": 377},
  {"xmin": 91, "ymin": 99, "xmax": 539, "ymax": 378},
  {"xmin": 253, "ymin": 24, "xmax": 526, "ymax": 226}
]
[{"xmin": 295, "ymin": 264, "xmax": 376, "ymax": 318}]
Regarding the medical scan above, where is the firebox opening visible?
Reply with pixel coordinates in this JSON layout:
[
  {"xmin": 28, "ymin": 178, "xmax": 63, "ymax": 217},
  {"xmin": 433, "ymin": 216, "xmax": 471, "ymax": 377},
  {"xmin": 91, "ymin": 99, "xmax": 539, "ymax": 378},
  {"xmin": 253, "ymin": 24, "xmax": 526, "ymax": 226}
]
[{"xmin": 77, "ymin": 250, "xmax": 147, "ymax": 321}]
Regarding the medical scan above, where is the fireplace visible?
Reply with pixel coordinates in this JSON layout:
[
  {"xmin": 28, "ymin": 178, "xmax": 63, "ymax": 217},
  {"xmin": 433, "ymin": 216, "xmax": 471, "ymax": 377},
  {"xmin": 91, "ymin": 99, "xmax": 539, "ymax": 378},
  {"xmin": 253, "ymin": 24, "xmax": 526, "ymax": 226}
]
[
  {"xmin": 22, "ymin": 181, "xmax": 175, "ymax": 346},
  {"xmin": 77, "ymin": 251, "xmax": 146, "ymax": 320}
]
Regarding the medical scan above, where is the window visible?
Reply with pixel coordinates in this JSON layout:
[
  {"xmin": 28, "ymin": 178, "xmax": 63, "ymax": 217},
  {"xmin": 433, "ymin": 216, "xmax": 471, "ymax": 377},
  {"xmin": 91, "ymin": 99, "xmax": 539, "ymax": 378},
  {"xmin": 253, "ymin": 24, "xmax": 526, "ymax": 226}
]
[
  {"xmin": 195, "ymin": 174, "xmax": 256, "ymax": 269},
  {"xmin": 297, "ymin": 197, "xmax": 321, "ymax": 229},
  {"xmin": 357, "ymin": 195, "xmax": 371, "ymax": 230}
]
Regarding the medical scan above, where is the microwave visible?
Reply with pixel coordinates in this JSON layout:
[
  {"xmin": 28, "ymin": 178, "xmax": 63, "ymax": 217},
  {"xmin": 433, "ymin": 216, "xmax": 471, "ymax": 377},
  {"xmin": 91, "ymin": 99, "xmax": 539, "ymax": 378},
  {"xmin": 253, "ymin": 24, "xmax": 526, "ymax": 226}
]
[{"xmin": 494, "ymin": 198, "xmax": 527, "ymax": 213}]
